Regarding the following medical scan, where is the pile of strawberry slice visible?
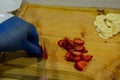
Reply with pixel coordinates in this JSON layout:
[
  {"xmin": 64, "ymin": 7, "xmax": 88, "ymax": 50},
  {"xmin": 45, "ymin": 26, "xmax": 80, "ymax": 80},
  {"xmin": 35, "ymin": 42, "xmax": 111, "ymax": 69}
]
[{"xmin": 58, "ymin": 37, "xmax": 93, "ymax": 71}]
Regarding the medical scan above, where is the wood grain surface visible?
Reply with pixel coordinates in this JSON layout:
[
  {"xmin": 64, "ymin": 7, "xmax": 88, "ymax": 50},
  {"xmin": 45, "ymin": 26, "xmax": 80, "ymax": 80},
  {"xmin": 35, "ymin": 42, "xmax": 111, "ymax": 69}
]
[{"xmin": 18, "ymin": 4, "xmax": 120, "ymax": 80}]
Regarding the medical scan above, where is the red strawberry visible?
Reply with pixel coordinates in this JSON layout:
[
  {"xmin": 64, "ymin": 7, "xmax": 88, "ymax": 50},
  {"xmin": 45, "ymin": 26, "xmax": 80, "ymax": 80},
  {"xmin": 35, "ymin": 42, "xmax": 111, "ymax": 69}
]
[
  {"xmin": 65, "ymin": 52, "xmax": 72, "ymax": 61},
  {"xmin": 66, "ymin": 44, "xmax": 74, "ymax": 50},
  {"xmin": 71, "ymin": 56, "xmax": 81, "ymax": 61},
  {"xmin": 71, "ymin": 51, "xmax": 82, "ymax": 56},
  {"xmin": 58, "ymin": 39, "xmax": 67, "ymax": 48},
  {"xmin": 68, "ymin": 49, "xmax": 75, "ymax": 53},
  {"xmin": 82, "ymin": 54, "xmax": 93, "ymax": 61},
  {"xmin": 65, "ymin": 51, "xmax": 81, "ymax": 62},
  {"xmin": 82, "ymin": 48, "xmax": 88, "ymax": 53},
  {"xmin": 67, "ymin": 39, "xmax": 75, "ymax": 46},
  {"xmin": 74, "ymin": 46, "xmax": 84, "ymax": 51},
  {"xmin": 74, "ymin": 61, "xmax": 88, "ymax": 71},
  {"xmin": 66, "ymin": 39, "xmax": 75, "ymax": 50},
  {"xmin": 73, "ymin": 38, "xmax": 84, "ymax": 45}
]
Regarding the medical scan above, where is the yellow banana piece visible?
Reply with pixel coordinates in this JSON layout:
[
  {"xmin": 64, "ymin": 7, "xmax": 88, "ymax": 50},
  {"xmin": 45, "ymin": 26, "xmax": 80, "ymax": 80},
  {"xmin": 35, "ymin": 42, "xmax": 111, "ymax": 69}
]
[
  {"xmin": 106, "ymin": 13, "xmax": 118, "ymax": 21},
  {"xmin": 96, "ymin": 15, "xmax": 106, "ymax": 21}
]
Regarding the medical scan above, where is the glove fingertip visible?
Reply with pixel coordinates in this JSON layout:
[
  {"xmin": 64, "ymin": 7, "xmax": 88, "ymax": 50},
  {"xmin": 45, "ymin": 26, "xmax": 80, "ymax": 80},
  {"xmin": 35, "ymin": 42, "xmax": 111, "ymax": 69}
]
[{"xmin": 24, "ymin": 42, "xmax": 42, "ymax": 58}]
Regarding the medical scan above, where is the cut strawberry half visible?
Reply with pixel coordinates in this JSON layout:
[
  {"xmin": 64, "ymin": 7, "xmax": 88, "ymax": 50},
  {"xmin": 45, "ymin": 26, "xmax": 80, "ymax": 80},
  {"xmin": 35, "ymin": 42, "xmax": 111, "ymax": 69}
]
[
  {"xmin": 71, "ymin": 56, "xmax": 81, "ymax": 62},
  {"xmin": 58, "ymin": 39, "xmax": 67, "ymax": 48},
  {"xmin": 66, "ymin": 39, "xmax": 75, "ymax": 50},
  {"xmin": 65, "ymin": 51, "xmax": 81, "ymax": 62},
  {"xmin": 65, "ymin": 52, "xmax": 72, "ymax": 61},
  {"xmin": 82, "ymin": 48, "xmax": 88, "ymax": 53},
  {"xmin": 43, "ymin": 52, "xmax": 48, "ymax": 60},
  {"xmin": 68, "ymin": 49, "xmax": 75, "ymax": 53},
  {"xmin": 66, "ymin": 44, "xmax": 74, "ymax": 51},
  {"xmin": 58, "ymin": 37, "xmax": 93, "ymax": 71},
  {"xmin": 67, "ymin": 39, "xmax": 75, "ymax": 46},
  {"xmin": 71, "ymin": 51, "xmax": 82, "ymax": 56},
  {"xmin": 74, "ymin": 61, "xmax": 88, "ymax": 71},
  {"xmin": 73, "ymin": 38, "xmax": 84, "ymax": 45},
  {"xmin": 74, "ymin": 46, "xmax": 84, "ymax": 51},
  {"xmin": 82, "ymin": 54, "xmax": 93, "ymax": 61}
]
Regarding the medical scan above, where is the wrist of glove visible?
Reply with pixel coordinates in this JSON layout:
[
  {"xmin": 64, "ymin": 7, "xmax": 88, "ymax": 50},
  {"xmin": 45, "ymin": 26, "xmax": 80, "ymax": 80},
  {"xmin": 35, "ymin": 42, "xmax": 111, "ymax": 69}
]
[{"xmin": 0, "ymin": 16, "xmax": 42, "ymax": 57}]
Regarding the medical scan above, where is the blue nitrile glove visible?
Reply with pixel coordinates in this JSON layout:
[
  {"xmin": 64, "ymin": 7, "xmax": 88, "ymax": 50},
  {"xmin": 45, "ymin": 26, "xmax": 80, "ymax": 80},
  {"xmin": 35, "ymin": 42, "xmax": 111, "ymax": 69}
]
[{"xmin": 0, "ymin": 16, "xmax": 42, "ymax": 57}]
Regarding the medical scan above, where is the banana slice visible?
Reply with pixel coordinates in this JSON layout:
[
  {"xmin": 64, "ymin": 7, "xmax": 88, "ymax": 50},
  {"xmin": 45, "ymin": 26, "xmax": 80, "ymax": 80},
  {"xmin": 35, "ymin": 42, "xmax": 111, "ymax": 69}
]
[
  {"xmin": 96, "ymin": 15, "xmax": 106, "ymax": 21},
  {"xmin": 112, "ymin": 19, "xmax": 120, "ymax": 32},
  {"xmin": 99, "ymin": 32, "xmax": 113, "ymax": 39},
  {"xmin": 96, "ymin": 27, "xmax": 101, "ymax": 32},
  {"xmin": 112, "ymin": 23, "xmax": 120, "ymax": 33},
  {"xmin": 99, "ymin": 33, "xmax": 109, "ymax": 39},
  {"xmin": 105, "ymin": 20, "xmax": 113, "ymax": 27},
  {"xmin": 106, "ymin": 13, "xmax": 118, "ymax": 21},
  {"xmin": 116, "ymin": 14, "xmax": 120, "ymax": 20},
  {"xmin": 113, "ymin": 20, "xmax": 120, "ymax": 25},
  {"xmin": 98, "ymin": 24, "xmax": 112, "ymax": 33},
  {"xmin": 102, "ymin": 27, "xmax": 112, "ymax": 34},
  {"xmin": 111, "ymin": 25, "xmax": 120, "ymax": 35},
  {"xmin": 102, "ymin": 32, "xmax": 113, "ymax": 37},
  {"xmin": 94, "ymin": 13, "xmax": 120, "ymax": 39},
  {"xmin": 94, "ymin": 20, "xmax": 105, "ymax": 27}
]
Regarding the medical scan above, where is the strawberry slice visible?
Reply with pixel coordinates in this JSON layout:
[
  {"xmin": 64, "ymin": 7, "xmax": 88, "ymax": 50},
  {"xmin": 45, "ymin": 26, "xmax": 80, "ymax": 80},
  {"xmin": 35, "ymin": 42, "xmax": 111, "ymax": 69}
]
[
  {"xmin": 68, "ymin": 49, "xmax": 74, "ymax": 53},
  {"xmin": 71, "ymin": 51, "xmax": 82, "ymax": 56},
  {"xmin": 66, "ymin": 39, "xmax": 75, "ymax": 50},
  {"xmin": 73, "ymin": 38, "xmax": 84, "ymax": 45},
  {"xmin": 66, "ymin": 44, "xmax": 74, "ymax": 51},
  {"xmin": 58, "ymin": 39, "xmax": 67, "ymax": 48},
  {"xmin": 71, "ymin": 56, "xmax": 81, "ymax": 61},
  {"xmin": 74, "ymin": 46, "xmax": 84, "ymax": 51},
  {"xmin": 82, "ymin": 54, "xmax": 93, "ymax": 61},
  {"xmin": 65, "ymin": 52, "xmax": 72, "ymax": 61},
  {"xmin": 82, "ymin": 48, "xmax": 88, "ymax": 53},
  {"xmin": 65, "ymin": 51, "xmax": 81, "ymax": 62},
  {"xmin": 74, "ymin": 61, "xmax": 88, "ymax": 71}
]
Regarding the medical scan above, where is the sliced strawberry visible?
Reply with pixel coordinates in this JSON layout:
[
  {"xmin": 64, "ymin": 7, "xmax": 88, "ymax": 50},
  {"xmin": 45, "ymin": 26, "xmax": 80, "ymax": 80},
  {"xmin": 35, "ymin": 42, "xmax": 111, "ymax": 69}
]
[
  {"xmin": 66, "ymin": 44, "xmax": 74, "ymax": 50},
  {"xmin": 66, "ymin": 39, "xmax": 75, "ymax": 50},
  {"xmin": 82, "ymin": 48, "xmax": 88, "ymax": 53},
  {"xmin": 74, "ymin": 46, "xmax": 84, "ymax": 51},
  {"xmin": 65, "ymin": 52, "xmax": 72, "ymax": 61},
  {"xmin": 82, "ymin": 54, "xmax": 93, "ymax": 61},
  {"xmin": 68, "ymin": 49, "xmax": 75, "ymax": 53},
  {"xmin": 71, "ymin": 56, "xmax": 81, "ymax": 61},
  {"xmin": 58, "ymin": 39, "xmax": 67, "ymax": 48},
  {"xmin": 74, "ymin": 61, "xmax": 88, "ymax": 71},
  {"xmin": 67, "ymin": 39, "xmax": 74, "ymax": 45},
  {"xmin": 73, "ymin": 38, "xmax": 84, "ymax": 45},
  {"xmin": 71, "ymin": 51, "xmax": 82, "ymax": 56}
]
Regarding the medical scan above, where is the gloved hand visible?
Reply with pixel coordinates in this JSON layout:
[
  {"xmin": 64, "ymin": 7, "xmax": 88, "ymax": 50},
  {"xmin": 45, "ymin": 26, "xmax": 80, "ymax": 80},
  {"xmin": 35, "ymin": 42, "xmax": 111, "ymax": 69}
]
[{"xmin": 0, "ymin": 16, "xmax": 42, "ymax": 57}]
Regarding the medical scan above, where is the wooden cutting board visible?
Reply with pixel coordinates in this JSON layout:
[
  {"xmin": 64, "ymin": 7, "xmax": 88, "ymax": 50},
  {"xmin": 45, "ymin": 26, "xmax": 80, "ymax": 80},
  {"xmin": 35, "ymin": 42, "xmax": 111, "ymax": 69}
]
[{"xmin": 18, "ymin": 4, "xmax": 120, "ymax": 80}]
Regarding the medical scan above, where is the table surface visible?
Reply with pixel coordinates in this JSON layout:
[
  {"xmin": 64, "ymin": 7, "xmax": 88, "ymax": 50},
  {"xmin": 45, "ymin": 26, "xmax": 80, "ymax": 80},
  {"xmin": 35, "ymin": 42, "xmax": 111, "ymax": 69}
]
[{"xmin": 18, "ymin": 4, "xmax": 120, "ymax": 80}]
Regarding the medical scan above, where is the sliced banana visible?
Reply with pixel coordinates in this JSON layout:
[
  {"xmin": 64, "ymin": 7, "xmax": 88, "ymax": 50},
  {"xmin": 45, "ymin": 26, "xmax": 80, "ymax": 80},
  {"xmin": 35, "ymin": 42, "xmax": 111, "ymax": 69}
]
[
  {"xmin": 94, "ymin": 13, "xmax": 120, "ymax": 39},
  {"xmin": 102, "ymin": 27, "xmax": 112, "ymax": 34},
  {"xmin": 112, "ymin": 20, "xmax": 120, "ymax": 33},
  {"xmin": 116, "ymin": 14, "xmax": 120, "ymax": 20},
  {"xmin": 101, "ymin": 32, "xmax": 113, "ymax": 38},
  {"xmin": 111, "ymin": 25, "xmax": 120, "ymax": 35},
  {"xmin": 105, "ymin": 20, "xmax": 113, "ymax": 27},
  {"xmin": 99, "ymin": 32, "xmax": 113, "ymax": 39},
  {"xmin": 94, "ymin": 20, "xmax": 105, "ymax": 27},
  {"xmin": 106, "ymin": 13, "xmax": 118, "ymax": 21},
  {"xmin": 96, "ymin": 15, "xmax": 106, "ymax": 21},
  {"xmin": 96, "ymin": 27, "xmax": 101, "ymax": 32},
  {"xmin": 97, "ymin": 24, "xmax": 112, "ymax": 33},
  {"xmin": 99, "ymin": 33, "xmax": 109, "ymax": 39},
  {"xmin": 113, "ymin": 20, "xmax": 120, "ymax": 25}
]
